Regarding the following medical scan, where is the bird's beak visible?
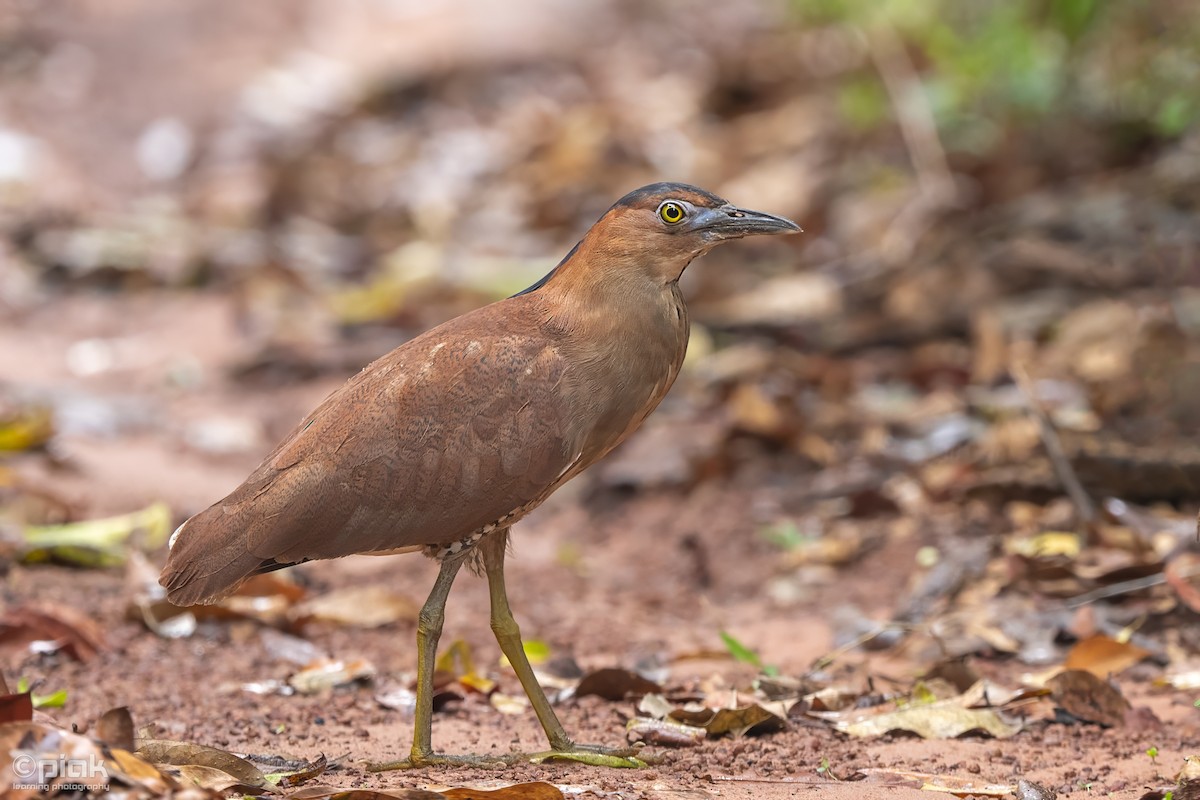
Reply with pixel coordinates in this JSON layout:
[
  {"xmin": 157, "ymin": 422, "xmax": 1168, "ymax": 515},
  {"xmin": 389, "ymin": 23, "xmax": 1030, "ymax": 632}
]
[{"xmin": 693, "ymin": 205, "xmax": 802, "ymax": 239}]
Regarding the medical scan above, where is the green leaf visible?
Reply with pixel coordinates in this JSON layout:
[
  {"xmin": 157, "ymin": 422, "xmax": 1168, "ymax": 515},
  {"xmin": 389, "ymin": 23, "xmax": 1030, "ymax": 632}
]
[
  {"xmin": 720, "ymin": 630, "xmax": 783, "ymax": 678},
  {"xmin": 719, "ymin": 630, "xmax": 763, "ymax": 669},
  {"xmin": 21, "ymin": 502, "xmax": 172, "ymax": 567},
  {"xmin": 759, "ymin": 520, "xmax": 808, "ymax": 551},
  {"xmin": 31, "ymin": 689, "xmax": 67, "ymax": 709}
]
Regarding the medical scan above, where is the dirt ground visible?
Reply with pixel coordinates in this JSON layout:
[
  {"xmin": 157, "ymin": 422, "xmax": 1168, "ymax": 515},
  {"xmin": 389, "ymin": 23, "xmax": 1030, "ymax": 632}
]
[{"xmin": 3, "ymin": 290, "xmax": 1195, "ymax": 800}]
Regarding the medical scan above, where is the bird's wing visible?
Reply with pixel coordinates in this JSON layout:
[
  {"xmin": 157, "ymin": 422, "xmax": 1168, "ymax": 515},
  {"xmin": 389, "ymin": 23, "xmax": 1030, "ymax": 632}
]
[{"xmin": 161, "ymin": 307, "xmax": 577, "ymax": 604}]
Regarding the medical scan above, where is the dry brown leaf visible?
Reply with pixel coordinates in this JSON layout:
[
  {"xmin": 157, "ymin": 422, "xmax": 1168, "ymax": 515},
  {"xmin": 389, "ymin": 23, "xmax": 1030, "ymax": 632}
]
[
  {"xmin": 1063, "ymin": 634, "xmax": 1150, "ymax": 677},
  {"xmin": 136, "ymin": 739, "xmax": 268, "ymax": 787},
  {"xmin": 164, "ymin": 763, "xmax": 255, "ymax": 792},
  {"xmin": 288, "ymin": 659, "xmax": 377, "ymax": 694},
  {"xmin": 489, "ymin": 692, "xmax": 529, "ymax": 715},
  {"xmin": 96, "ymin": 706, "xmax": 135, "ymax": 750},
  {"xmin": 0, "ymin": 692, "xmax": 32, "ymax": 723},
  {"xmin": 574, "ymin": 667, "xmax": 662, "ymax": 701},
  {"xmin": 209, "ymin": 573, "xmax": 306, "ymax": 625},
  {"xmin": 671, "ymin": 703, "xmax": 787, "ymax": 737},
  {"xmin": 0, "ymin": 721, "xmax": 112, "ymax": 794},
  {"xmin": 922, "ymin": 659, "xmax": 982, "ymax": 693},
  {"xmin": 1046, "ymin": 669, "xmax": 1129, "ymax": 727},
  {"xmin": 0, "ymin": 604, "xmax": 106, "ymax": 661},
  {"xmin": 958, "ymin": 680, "xmax": 1047, "ymax": 709},
  {"xmin": 1178, "ymin": 755, "xmax": 1200, "ymax": 782},
  {"xmin": 441, "ymin": 782, "xmax": 565, "ymax": 800},
  {"xmin": 1164, "ymin": 552, "xmax": 1200, "ymax": 613},
  {"xmin": 626, "ymin": 716, "xmax": 706, "ymax": 747},
  {"xmin": 856, "ymin": 768, "xmax": 1013, "ymax": 796},
  {"xmin": 126, "ymin": 550, "xmax": 197, "ymax": 639},
  {"xmin": 835, "ymin": 700, "xmax": 1023, "ymax": 739},
  {"xmin": 1015, "ymin": 778, "xmax": 1059, "ymax": 800},
  {"xmin": 107, "ymin": 747, "xmax": 170, "ymax": 794},
  {"xmin": 288, "ymin": 786, "xmax": 444, "ymax": 800},
  {"xmin": 267, "ymin": 753, "xmax": 329, "ymax": 787},
  {"xmin": 291, "ymin": 585, "xmax": 419, "ymax": 628},
  {"xmin": 728, "ymin": 382, "xmax": 792, "ymax": 439}
]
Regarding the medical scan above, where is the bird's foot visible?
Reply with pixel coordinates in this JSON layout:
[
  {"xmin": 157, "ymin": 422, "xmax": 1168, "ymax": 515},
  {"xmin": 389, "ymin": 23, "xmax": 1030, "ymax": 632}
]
[
  {"xmin": 529, "ymin": 741, "xmax": 647, "ymax": 768},
  {"xmin": 367, "ymin": 751, "xmax": 514, "ymax": 772},
  {"xmin": 367, "ymin": 743, "xmax": 647, "ymax": 771}
]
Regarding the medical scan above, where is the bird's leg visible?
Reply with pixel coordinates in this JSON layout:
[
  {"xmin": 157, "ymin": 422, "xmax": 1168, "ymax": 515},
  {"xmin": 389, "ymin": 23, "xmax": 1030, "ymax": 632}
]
[
  {"xmin": 371, "ymin": 553, "xmax": 500, "ymax": 771},
  {"xmin": 369, "ymin": 532, "xmax": 644, "ymax": 771},
  {"xmin": 410, "ymin": 554, "xmax": 464, "ymax": 761},
  {"xmin": 479, "ymin": 530, "xmax": 645, "ymax": 768}
]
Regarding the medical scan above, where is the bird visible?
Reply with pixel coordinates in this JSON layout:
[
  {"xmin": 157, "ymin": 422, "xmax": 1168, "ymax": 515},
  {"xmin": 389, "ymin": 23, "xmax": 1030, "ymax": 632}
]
[{"xmin": 160, "ymin": 182, "xmax": 800, "ymax": 769}]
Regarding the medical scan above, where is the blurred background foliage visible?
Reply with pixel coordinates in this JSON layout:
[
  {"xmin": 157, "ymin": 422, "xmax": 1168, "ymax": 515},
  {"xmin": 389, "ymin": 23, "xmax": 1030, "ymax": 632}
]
[
  {"xmin": 805, "ymin": 0, "xmax": 1200, "ymax": 142},
  {"xmin": 0, "ymin": 0, "xmax": 1198, "ymax": 510}
]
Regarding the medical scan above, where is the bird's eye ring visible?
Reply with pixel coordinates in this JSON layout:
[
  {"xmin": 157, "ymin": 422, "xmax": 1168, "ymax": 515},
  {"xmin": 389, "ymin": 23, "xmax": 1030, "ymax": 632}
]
[{"xmin": 658, "ymin": 201, "xmax": 686, "ymax": 225}]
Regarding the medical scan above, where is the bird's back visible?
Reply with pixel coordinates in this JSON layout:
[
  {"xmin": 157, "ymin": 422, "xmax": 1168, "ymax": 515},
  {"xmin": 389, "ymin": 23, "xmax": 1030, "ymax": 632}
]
[{"xmin": 162, "ymin": 294, "xmax": 584, "ymax": 605}]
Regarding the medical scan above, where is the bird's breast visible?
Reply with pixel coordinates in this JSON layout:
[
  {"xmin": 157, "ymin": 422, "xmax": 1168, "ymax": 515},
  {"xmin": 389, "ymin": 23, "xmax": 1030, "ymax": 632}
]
[{"xmin": 556, "ymin": 285, "xmax": 689, "ymax": 468}]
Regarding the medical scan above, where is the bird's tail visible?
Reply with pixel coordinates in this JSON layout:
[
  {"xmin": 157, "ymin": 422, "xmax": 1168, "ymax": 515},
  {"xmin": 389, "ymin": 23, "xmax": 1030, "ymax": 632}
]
[{"xmin": 159, "ymin": 506, "xmax": 267, "ymax": 606}]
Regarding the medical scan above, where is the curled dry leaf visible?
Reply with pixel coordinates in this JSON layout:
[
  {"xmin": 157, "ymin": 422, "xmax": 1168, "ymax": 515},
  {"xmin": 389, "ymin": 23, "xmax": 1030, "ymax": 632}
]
[
  {"xmin": 673, "ymin": 702, "xmax": 788, "ymax": 737},
  {"xmin": 375, "ymin": 684, "xmax": 416, "ymax": 716},
  {"xmin": 0, "ymin": 692, "xmax": 33, "ymax": 723},
  {"xmin": 0, "ymin": 721, "xmax": 113, "ymax": 794},
  {"xmin": 135, "ymin": 739, "xmax": 268, "ymax": 787},
  {"xmin": 574, "ymin": 667, "xmax": 663, "ymax": 701},
  {"xmin": 198, "ymin": 573, "xmax": 307, "ymax": 626},
  {"xmin": 0, "ymin": 402, "xmax": 54, "ymax": 452},
  {"xmin": 1046, "ymin": 669, "xmax": 1129, "ymax": 727},
  {"xmin": 1178, "ymin": 755, "xmax": 1200, "ymax": 782},
  {"xmin": 957, "ymin": 679, "xmax": 1047, "ymax": 709},
  {"xmin": 1016, "ymin": 778, "xmax": 1059, "ymax": 800},
  {"xmin": 641, "ymin": 691, "xmax": 788, "ymax": 738},
  {"xmin": 126, "ymin": 550, "xmax": 197, "ymax": 639},
  {"xmin": 0, "ymin": 604, "xmax": 106, "ymax": 661},
  {"xmin": 1164, "ymin": 552, "xmax": 1200, "ymax": 613},
  {"xmin": 287, "ymin": 786, "xmax": 444, "ymax": 800},
  {"xmin": 290, "ymin": 585, "xmax": 419, "ymax": 628},
  {"xmin": 288, "ymin": 658, "xmax": 376, "ymax": 694},
  {"xmin": 107, "ymin": 747, "xmax": 170, "ymax": 794},
  {"xmin": 435, "ymin": 639, "xmax": 495, "ymax": 695},
  {"xmin": 261, "ymin": 627, "xmax": 328, "ymax": 665},
  {"xmin": 162, "ymin": 762, "xmax": 259, "ymax": 793},
  {"xmin": 636, "ymin": 692, "xmax": 678, "ymax": 719},
  {"xmin": 489, "ymin": 692, "xmax": 529, "ymax": 715},
  {"xmin": 855, "ymin": 768, "xmax": 1013, "ymax": 797},
  {"xmin": 253, "ymin": 752, "xmax": 330, "ymax": 787},
  {"xmin": 833, "ymin": 699, "xmax": 1023, "ymax": 739},
  {"xmin": 626, "ymin": 716, "xmax": 707, "ymax": 747},
  {"xmin": 1063, "ymin": 634, "xmax": 1150, "ymax": 677},
  {"xmin": 96, "ymin": 706, "xmax": 135, "ymax": 750},
  {"xmin": 441, "ymin": 782, "xmax": 565, "ymax": 800}
]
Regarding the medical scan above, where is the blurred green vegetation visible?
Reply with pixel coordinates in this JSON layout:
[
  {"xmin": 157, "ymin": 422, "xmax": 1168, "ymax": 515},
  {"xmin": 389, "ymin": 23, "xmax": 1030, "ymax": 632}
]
[{"xmin": 795, "ymin": 0, "xmax": 1200, "ymax": 151}]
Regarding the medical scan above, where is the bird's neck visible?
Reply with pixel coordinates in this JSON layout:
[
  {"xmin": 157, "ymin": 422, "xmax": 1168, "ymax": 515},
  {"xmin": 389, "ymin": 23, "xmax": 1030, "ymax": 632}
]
[{"xmin": 541, "ymin": 273, "xmax": 689, "ymax": 464}]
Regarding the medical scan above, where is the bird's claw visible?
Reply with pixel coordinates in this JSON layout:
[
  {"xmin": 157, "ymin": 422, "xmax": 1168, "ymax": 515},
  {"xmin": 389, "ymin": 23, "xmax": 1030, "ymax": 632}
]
[
  {"xmin": 367, "ymin": 752, "xmax": 512, "ymax": 772},
  {"xmin": 368, "ymin": 743, "xmax": 647, "ymax": 771},
  {"xmin": 529, "ymin": 742, "xmax": 647, "ymax": 768}
]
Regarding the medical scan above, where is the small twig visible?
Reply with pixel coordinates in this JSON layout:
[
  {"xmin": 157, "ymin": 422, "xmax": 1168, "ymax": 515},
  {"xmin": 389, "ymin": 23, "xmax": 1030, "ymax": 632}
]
[
  {"xmin": 868, "ymin": 25, "xmax": 959, "ymax": 263},
  {"xmin": 1009, "ymin": 358, "xmax": 1097, "ymax": 524},
  {"xmin": 1065, "ymin": 574, "xmax": 1166, "ymax": 608},
  {"xmin": 707, "ymin": 776, "xmax": 849, "ymax": 785},
  {"xmin": 806, "ymin": 622, "xmax": 917, "ymax": 674}
]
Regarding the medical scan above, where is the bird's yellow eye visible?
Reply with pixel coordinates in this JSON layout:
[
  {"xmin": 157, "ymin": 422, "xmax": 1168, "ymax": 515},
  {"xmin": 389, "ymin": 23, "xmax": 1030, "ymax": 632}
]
[{"xmin": 658, "ymin": 201, "xmax": 686, "ymax": 225}]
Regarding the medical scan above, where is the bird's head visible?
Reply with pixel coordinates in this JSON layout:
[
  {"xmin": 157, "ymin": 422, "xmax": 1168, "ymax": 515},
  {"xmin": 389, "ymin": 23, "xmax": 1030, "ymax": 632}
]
[{"xmin": 524, "ymin": 183, "xmax": 800, "ymax": 295}]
